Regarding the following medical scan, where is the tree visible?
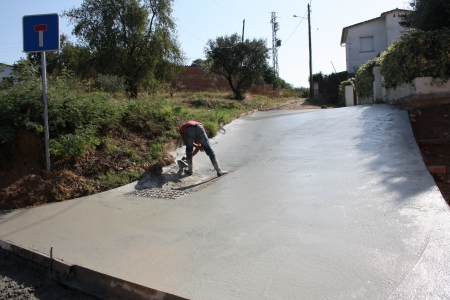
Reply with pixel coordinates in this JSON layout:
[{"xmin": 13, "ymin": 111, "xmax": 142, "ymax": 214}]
[
  {"xmin": 27, "ymin": 34, "xmax": 93, "ymax": 79},
  {"xmin": 205, "ymin": 33, "xmax": 269, "ymax": 100},
  {"xmin": 263, "ymin": 67, "xmax": 292, "ymax": 89},
  {"xmin": 400, "ymin": 0, "xmax": 450, "ymax": 31},
  {"xmin": 191, "ymin": 59, "xmax": 206, "ymax": 67},
  {"xmin": 64, "ymin": 0, "xmax": 184, "ymax": 97}
]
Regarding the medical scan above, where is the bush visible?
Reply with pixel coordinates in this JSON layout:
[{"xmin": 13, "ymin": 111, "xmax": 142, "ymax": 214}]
[
  {"xmin": 0, "ymin": 60, "xmax": 44, "ymax": 142},
  {"xmin": 95, "ymin": 74, "xmax": 126, "ymax": 94},
  {"xmin": 122, "ymin": 98, "xmax": 175, "ymax": 137},
  {"xmin": 354, "ymin": 59, "xmax": 379, "ymax": 99},
  {"xmin": 379, "ymin": 29, "xmax": 450, "ymax": 89},
  {"xmin": 49, "ymin": 126, "xmax": 100, "ymax": 158}
]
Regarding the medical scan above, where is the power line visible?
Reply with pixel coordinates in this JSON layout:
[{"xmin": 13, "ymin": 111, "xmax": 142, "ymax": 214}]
[
  {"xmin": 175, "ymin": 24, "xmax": 207, "ymax": 43},
  {"xmin": 212, "ymin": 0, "xmax": 234, "ymax": 18},
  {"xmin": 312, "ymin": 19, "xmax": 333, "ymax": 63},
  {"xmin": 283, "ymin": 11, "xmax": 307, "ymax": 45},
  {"xmin": 226, "ymin": 0, "xmax": 241, "ymax": 18}
]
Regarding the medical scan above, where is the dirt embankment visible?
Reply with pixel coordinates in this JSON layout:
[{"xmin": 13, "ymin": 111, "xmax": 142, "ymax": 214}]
[{"xmin": 408, "ymin": 103, "xmax": 450, "ymax": 205}]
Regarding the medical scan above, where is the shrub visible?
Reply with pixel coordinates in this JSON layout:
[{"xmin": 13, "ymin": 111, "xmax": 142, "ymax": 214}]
[
  {"xmin": 123, "ymin": 98, "xmax": 175, "ymax": 138},
  {"xmin": 379, "ymin": 29, "xmax": 450, "ymax": 89},
  {"xmin": 49, "ymin": 126, "xmax": 100, "ymax": 158},
  {"xmin": 354, "ymin": 59, "xmax": 379, "ymax": 99},
  {"xmin": 95, "ymin": 74, "xmax": 126, "ymax": 94}
]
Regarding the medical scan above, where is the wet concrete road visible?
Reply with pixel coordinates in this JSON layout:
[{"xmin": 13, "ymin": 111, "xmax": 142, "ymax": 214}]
[{"xmin": 1, "ymin": 104, "xmax": 450, "ymax": 299}]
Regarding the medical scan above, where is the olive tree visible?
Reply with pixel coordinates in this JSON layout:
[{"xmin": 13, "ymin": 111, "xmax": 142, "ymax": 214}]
[{"xmin": 205, "ymin": 33, "xmax": 269, "ymax": 100}]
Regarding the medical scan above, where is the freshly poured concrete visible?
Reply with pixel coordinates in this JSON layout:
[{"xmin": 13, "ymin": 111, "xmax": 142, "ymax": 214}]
[{"xmin": 1, "ymin": 104, "xmax": 450, "ymax": 299}]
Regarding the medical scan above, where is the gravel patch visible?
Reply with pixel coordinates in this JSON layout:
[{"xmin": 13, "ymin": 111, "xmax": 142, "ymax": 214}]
[
  {"xmin": 127, "ymin": 188, "xmax": 190, "ymax": 199},
  {"xmin": 0, "ymin": 248, "xmax": 96, "ymax": 300}
]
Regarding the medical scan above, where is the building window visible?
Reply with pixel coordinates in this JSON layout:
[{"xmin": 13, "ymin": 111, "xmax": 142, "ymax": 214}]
[{"xmin": 360, "ymin": 36, "xmax": 374, "ymax": 53}]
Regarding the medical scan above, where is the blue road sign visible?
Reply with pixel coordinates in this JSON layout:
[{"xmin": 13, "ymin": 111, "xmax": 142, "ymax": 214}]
[{"xmin": 23, "ymin": 13, "xmax": 60, "ymax": 53}]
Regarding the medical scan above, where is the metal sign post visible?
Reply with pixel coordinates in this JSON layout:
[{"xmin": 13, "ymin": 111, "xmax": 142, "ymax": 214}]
[
  {"xmin": 23, "ymin": 13, "xmax": 60, "ymax": 171},
  {"xmin": 40, "ymin": 52, "xmax": 50, "ymax": 172}
]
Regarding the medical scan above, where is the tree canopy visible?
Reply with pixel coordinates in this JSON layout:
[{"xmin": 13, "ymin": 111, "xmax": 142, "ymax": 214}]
[
  {"xmin": 400, "ymin": 0, "xmax": 450, "ymax": 31},
  {"xmin": 64, "ymin": 0, "xmax": 184, "ymax": 97},
  {"xmin": 205, "ymin": 33, "xmax": 269, "ymax": 100},
  {"xmin": 263, "ymin": 67, "xmax": 292, "ymax": 89},
  {"xmin": 27, "ymin": 34, "xmax": 92, "ymax": 79}
]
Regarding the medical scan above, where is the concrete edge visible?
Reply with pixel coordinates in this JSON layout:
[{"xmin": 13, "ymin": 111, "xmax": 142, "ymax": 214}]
[
  {"xmin": 0, "ymin": 239, "xmax": 187, "ymax": 300},
  {"xmin": 0, "ymin": 239, "xmax": 72, "ymax": 275}
]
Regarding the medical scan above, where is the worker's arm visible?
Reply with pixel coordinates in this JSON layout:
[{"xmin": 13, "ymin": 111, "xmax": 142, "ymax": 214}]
[
  {"xmin": 193, "ymin": 142, "xmax": 204, "ymax": 156},
  {"xmin": 182, "ymin": 142, "xmax": 203, "ymax": 161}
]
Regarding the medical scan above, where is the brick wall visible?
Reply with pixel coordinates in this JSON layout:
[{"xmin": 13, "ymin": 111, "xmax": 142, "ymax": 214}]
[
  {"xmin": 173, "ymin": 66, "xmax": 230, "ymax": 92},
  {"xmin": 173, "ymin": 66, "xmax": 273, "ymax": 95}
]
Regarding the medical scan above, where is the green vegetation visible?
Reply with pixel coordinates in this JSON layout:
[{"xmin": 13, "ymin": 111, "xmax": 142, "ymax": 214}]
[
  {"xmin": 400, "ymin": 0, "xmax": 450, "ymax": 31},
  {"xmin": 62, "ymin": 0, "xmax": 184, "ymax": 97},
  {"xmin": 380, "ymin": 29, "xmax": 450, "ymax": 89},
  {"xmin": 263, "ymin": 68, "xmax": 293, "ymax": 89},
  {"xmin": 354, "ymin": 59, "xmax": 379, "ymax": 99}
]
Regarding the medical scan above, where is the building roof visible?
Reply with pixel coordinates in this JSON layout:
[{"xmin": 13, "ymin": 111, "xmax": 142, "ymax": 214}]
[{"xmin": 340, "ymin": 8, "xmax": 410, "ymax": 45}]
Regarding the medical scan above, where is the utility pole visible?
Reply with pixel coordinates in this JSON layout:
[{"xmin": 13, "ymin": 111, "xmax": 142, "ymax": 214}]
[
  {"xmin": 308, "ymin": 3, "xmax": 313, "ymax": 99},
  {"xmin": 242, "ymin": 19, "xmax": 245, "ymax": 42},
  {"xmin": 270, "ymin": 12, "xmax": 281, "ymax": 76}
]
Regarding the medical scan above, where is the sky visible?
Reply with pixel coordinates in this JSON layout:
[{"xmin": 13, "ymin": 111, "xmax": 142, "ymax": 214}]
[{"xmin": 0, "ymin": 0, "xmax": 411, "ymax": 88}]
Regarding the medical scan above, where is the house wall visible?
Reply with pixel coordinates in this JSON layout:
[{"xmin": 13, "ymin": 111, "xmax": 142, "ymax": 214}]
[
  {"xmin": 345, "ymin": 19, "xmax": 386, "ymax": 73},
  {"xmin": 344, "ymin": 9, "xmax": 409, "ymax": 74},
  {"xmin": 385, "ymin": 11, "xmax": 407, "ymax": 46},
  {"xmin": 381, "ymin": 77, "xmax": 450, "ymax": 104},
  {"xmin": 382, "ymin": 82, "xmax": 414, "ymax": 103},
  {"xmin": 0, "ymin": 64, "xmax": 13, "ymax": 78}
]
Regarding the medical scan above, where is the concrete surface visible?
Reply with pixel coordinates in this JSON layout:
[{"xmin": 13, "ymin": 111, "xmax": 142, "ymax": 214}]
[{"xmin": 1, "ymin": 104, "xmax": 450, "ymax": 299}]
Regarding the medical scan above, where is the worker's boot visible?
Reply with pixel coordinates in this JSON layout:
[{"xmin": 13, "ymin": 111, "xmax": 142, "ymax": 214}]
[
  {"xmin": 186, "ymin": 156, "xmax": 193, "ymax": 175},
  {"xmin": 210, "ymin": 156, "xmax": 228, "ymax": 177}
]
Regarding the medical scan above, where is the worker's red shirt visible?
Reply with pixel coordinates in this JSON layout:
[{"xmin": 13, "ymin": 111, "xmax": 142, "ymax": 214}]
[{"xmin": 179, "ymin": 120, "xmax": 203, "ymax": 137}]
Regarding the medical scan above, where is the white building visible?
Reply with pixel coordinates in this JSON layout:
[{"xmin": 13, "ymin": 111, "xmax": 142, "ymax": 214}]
[
  {"xmin": 340, "ymin": 9, "xmax": 410, "ymax": 75},
  {"xmin": 0, "ymin": 63, "xmax": 14, "ymax": 82}
]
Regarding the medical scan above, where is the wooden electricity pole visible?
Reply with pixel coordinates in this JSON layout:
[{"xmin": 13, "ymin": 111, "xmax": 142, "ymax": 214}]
[{"xmin": 242, "ymin": 19, "xmax": 245, "ymax": 42}]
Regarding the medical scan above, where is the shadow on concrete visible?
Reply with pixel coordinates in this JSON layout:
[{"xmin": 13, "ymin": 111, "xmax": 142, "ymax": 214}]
[{"xmin": 352, "ymin": 105, "xmax": 436, "ymax": 203}]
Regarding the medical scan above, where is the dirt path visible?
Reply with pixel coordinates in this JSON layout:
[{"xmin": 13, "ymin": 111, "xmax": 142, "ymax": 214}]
[{"xmin": 265, "ymin": 98, "xmax": 323, "ymax": 110}]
